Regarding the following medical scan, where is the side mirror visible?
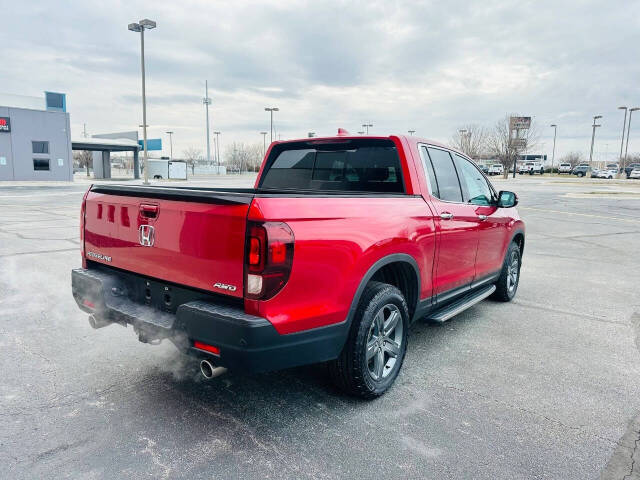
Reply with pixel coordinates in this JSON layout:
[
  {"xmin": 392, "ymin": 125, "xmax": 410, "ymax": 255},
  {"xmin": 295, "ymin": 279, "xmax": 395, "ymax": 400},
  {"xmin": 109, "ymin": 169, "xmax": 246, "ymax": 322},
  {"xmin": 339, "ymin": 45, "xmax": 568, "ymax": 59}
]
[{"xmin": 497, "ymin": 190, "xmax": 518, "ymax": 208}]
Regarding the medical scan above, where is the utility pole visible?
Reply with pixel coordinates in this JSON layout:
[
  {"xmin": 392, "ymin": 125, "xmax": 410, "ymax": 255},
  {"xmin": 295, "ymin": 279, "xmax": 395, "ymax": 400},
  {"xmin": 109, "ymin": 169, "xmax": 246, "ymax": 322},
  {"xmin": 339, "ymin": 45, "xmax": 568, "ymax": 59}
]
[
  {"xmin": 589, "ymin": 115, "xmax": 602, "ymax": 167},
  {"xmin": 550, "ymin": 124, "xmax": 557, "ymax": 172},
  {"xmin": 203, "ymin": 81, "xmax": 212, "ymax": 165},
  {"xmin": 165, "ymin": 131, "xmax": 173, "ymax": 160},
  {"xmin": 362, "ymin": 123, "xmax": 373, "ymax": 134},
  {"xmin": 128, "ymin": 18, "xmax": 157, "ymax": 184},
  {"xmin": 265, "ymin": 107, "xmax": 279, "ymax": 143}
]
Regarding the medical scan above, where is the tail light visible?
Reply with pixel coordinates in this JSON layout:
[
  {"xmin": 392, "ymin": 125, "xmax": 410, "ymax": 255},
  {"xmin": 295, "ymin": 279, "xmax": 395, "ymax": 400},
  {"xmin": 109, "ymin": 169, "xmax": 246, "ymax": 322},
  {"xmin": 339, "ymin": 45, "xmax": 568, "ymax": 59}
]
[
  {"xmin": 245, "ymin": 221, "xmax": 294, "ymax": 300},
  {"xmin": 80, "ymin": 188, "xmax": 90, "ymax": 268}
]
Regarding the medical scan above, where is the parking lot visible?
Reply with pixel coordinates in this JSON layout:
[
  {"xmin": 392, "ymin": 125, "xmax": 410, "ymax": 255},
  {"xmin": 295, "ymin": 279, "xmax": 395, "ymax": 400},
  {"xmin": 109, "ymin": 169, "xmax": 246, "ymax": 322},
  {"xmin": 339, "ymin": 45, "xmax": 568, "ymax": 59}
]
[{"xmin": 1, "ymin": 175, "xmax": 639, "ymax": 479}]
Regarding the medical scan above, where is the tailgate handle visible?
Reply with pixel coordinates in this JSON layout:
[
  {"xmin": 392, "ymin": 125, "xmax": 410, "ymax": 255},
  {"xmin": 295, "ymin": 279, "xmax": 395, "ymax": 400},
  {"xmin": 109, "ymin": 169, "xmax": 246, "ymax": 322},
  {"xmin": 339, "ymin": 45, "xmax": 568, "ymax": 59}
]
[{"xmin": 139, "ymin": 204, "xmax": 159, "ymax": 219}]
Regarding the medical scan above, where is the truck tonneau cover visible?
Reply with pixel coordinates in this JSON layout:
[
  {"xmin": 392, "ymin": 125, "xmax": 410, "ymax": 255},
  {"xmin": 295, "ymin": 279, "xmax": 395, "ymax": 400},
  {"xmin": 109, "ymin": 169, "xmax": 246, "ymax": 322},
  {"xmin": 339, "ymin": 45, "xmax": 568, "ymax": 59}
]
[{"xmin": 90, "ymin": 184, "xmax": 256, "ymax": 205}]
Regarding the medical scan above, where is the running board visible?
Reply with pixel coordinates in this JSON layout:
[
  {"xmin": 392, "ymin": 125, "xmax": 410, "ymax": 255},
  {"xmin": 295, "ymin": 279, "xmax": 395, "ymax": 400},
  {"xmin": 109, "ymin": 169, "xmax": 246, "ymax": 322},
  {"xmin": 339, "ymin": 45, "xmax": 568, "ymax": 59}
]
[{"xmin": 428, "ymin": 285, "xmax": 496, "ymax": 323}]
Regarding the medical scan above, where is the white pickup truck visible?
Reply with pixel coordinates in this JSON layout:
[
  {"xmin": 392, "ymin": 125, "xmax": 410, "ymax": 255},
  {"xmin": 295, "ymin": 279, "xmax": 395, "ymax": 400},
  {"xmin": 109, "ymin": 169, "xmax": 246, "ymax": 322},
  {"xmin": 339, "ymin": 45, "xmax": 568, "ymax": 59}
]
[
  {"xmin": 488, "ymin": 164, "xmax": 504, "ymax": 176},
  {"xmin": 519, "ymin": 162, "xmax": 544, "ymax": 175}
]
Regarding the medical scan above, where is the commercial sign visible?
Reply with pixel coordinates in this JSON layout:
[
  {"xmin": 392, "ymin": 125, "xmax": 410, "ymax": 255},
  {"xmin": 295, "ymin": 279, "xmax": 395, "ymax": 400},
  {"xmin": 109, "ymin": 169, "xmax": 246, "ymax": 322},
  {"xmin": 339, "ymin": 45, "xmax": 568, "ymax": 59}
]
[
  {"xmin": 0, "ymin": 117, "xmax": 10, "ymax": 132},
  {"xmin": 509, "ymin": 116, "xmax": 531, "ymax": 130},
  {"xmin": 138, "ymin": 138, "xmax": 162, "ymax": 151},
  {"xmin": 511, "ymin": 138, "xmax": 527, "ymax": 149}
]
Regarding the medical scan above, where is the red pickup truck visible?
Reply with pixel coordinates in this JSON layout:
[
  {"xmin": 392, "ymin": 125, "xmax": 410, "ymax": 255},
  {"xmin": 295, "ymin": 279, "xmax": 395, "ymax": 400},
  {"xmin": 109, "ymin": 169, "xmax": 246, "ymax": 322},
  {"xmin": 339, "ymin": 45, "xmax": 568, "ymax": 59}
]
[{"xmin": 72, "ymin": 133, "xmax": 524, "ymax": 398}]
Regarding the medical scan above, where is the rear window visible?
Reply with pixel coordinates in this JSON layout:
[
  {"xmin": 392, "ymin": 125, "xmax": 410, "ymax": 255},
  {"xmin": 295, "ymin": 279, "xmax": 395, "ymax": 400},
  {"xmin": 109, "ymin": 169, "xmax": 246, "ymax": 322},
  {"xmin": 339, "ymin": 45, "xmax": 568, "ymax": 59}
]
[{"xmin": 259, "ymin": 139, "xmax": 404, "ymax": 193}]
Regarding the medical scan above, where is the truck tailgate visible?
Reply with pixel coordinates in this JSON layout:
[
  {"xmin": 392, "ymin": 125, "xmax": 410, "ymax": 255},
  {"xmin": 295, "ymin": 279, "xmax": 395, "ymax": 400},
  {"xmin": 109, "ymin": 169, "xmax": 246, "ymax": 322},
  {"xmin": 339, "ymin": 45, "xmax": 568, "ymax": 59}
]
[{"xmin": 83, "ymin": 186, "xmax": 253, "ymax": 298}]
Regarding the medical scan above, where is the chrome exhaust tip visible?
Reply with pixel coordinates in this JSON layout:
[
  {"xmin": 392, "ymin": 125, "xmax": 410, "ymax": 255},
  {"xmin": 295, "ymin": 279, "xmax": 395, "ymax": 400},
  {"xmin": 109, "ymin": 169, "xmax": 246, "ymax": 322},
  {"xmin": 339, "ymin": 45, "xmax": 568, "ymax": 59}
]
[
  {"xmin": 88, "ymin": 314, "xmax": 112, "ymax": 329},
  {"xmin": 200, "ymin": 359, "xmax": 227, "ymax": 379}
]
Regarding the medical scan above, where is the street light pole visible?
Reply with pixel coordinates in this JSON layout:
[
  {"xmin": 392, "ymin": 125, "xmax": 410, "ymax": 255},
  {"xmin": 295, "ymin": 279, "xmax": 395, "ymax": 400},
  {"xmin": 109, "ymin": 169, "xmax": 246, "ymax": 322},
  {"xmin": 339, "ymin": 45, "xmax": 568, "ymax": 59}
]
[
  {"xmin": 550, "ymin": 124, "xmax": 557, "ymax": 172},
  {"xmin": 458, "ymin": 129, "xmax": 468, "ymax": 154},
  {"xmin": 408, "ymin": 130, "xmax": 415, "ymax": 135},
  {"xmin": 588, "ymin": 115, "xmax": 602, "ymax": 167},
  {"xmin": 260, "ymin": 131, "xmax": 268, "ymax": 158},
  {"xmin": 362, "ymin": 123, "xmax": 373, "ymax": 134},
  {"xmin": 265, "ymin": 107, "xmax": 279, "ymax": 143},
  {"xmin": 213, "ymin": 131, "xmax": 221, "ymax": 169},
  {"xmin": 203, "ymin": 81, "xmax": 212, "ymax": 165},
  {"xmin": 165, "ymin": 131, "xmax": 173, "ymax": 160},
  {"xmin": 128, "ymin": 18, "xmax": 156, "ymax": 184},
  {"xmin": 618, "ymin": 107, "xmax": 628, "ymax": 166},
  {"xmin": 624, "ymin": 108, "xmax": 640, "ymax": 167}
]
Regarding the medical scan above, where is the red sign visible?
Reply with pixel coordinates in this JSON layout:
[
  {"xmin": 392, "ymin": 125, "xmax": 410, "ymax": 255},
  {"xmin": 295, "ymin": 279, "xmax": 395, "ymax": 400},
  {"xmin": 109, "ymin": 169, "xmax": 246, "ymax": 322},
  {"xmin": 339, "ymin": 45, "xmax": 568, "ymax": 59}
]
[{"xmin": 0, "ymin": 117, "xmax": 10, "ymax": 132}]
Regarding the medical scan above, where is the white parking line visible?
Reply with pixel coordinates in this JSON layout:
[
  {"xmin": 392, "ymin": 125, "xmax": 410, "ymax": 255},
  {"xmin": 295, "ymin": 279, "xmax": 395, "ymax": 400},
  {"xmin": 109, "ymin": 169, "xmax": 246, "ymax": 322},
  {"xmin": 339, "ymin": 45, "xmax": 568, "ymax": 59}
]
[{"xmin": 520, "ymin": 206, "xmax": 640, "ymax": 224}]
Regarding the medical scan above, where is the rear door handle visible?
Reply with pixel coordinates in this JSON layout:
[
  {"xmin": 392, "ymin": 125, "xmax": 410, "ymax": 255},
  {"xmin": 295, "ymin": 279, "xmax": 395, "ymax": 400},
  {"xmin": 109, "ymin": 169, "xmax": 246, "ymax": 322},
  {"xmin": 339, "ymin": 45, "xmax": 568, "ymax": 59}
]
[
  {"xmin": 440, "ymin": 212, "xmax": 454, "ymax": 220},
  {"xmin": 477, "ymin": 214, "xmax": 487, "ymax": 221}
]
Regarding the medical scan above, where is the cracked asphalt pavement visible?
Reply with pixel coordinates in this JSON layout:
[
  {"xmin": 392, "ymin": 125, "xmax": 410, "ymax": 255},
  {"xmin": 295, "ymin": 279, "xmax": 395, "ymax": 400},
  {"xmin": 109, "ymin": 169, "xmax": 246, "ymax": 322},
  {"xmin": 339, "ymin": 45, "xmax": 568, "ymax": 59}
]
[{"xmin": 1, "ymin": 175, "xmax": 639, "ymax": 479}]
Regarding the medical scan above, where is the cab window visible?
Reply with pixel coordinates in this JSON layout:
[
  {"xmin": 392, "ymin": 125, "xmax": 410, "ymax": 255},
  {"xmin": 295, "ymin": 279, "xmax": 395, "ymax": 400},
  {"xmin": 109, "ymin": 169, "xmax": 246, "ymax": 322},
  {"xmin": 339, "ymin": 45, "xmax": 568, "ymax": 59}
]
[{"xmin": 453, "ymin": 154, "xmax": 494, "ymax": 206}]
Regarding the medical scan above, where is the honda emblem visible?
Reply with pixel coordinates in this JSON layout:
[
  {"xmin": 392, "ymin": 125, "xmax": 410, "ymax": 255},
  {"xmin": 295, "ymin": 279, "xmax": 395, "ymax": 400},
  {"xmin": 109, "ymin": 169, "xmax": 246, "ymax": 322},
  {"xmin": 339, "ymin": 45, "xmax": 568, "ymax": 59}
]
[{"xmin": 139, "ymin": 224, "xmax": 155, "ymax": 247}]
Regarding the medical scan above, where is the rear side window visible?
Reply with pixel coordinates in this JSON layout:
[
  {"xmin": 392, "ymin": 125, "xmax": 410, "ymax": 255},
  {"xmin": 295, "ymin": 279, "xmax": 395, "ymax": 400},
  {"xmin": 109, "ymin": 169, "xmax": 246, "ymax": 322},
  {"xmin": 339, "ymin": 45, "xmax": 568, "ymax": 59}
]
[
  {"xmin": 259, "ymin": 139, "xmax": 404, "ymax": 193},
  {"xmin": 426, "ymin": 147, "xmax": 463, "ymax": 202}
]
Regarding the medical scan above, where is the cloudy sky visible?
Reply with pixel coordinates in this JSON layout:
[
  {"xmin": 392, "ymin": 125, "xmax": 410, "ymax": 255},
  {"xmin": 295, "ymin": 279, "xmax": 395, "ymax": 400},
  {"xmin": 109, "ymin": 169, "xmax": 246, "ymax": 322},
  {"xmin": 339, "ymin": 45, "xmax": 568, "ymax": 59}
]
[{"xmin": 1, "ymin": 0, "xmax": 639, "ymax": 161}]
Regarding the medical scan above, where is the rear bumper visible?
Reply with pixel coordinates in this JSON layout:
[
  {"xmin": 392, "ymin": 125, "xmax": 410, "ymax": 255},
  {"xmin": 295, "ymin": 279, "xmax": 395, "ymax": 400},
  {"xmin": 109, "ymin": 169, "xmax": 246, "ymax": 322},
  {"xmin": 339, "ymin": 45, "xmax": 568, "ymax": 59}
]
[{"xmin": 71, "ymin": 268, "xmax": 347, "ymax": 373}]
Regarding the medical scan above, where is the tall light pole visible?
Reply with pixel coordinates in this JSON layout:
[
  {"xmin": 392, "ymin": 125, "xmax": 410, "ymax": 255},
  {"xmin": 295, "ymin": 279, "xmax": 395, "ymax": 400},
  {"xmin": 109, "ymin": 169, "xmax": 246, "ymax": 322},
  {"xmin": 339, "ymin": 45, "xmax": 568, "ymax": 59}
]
[
  {"xmin": 362, "ymin": 123, "xmax": 373, "ymax": 134},
  {"xmin": 203, "ymin": 81, "xmax": 212, "ymax": 165},
  {"xmin": 624, "ymin": 108, "xmax": 640, "ymax": 167},
  {"xmin": 408, "ymin": 130, "xmax": 416, "ymax": 135},
  {"xmin": 165, "ymin": 131, "xmax": 173, "ymax": 160},
  {"xmin": 550, "ymin": 124, "xmax": 557, "ymax": 171},
  {"xmin": 588, "ymin": 115, "xmax": 602, "ymax": 167},
  {"xmin": 265, "ymin": 107, "xmax": 279, "ymax": 143},
  {"xmin": 618, "ymin": 107, "xmax": 628, "ymax": 165},
  {"xmin": 458, "ymin": 129, "xmax": 468, "ymax": 154},
  {"xmin": 260, "ymin": 131, "xmax": 267, "ymax": 157},
  {"xmin": 213, "ymin": 131, "xmax": 221, "ymax": 168},
  {"xmin": 128, "ymin": 18, "xmax": 156, "ymax": 184}
]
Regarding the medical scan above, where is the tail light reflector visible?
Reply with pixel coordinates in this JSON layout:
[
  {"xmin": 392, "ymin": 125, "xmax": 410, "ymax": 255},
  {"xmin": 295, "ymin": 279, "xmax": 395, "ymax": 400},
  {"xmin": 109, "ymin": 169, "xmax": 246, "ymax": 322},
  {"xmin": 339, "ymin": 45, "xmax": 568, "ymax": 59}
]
[
  {"xmin": 245, "ymin": 221, "xmax": 294, "ymax": 300},
  {"xmin": 193, "ymin": 341, "xmax": 220, "ymax": 356}
]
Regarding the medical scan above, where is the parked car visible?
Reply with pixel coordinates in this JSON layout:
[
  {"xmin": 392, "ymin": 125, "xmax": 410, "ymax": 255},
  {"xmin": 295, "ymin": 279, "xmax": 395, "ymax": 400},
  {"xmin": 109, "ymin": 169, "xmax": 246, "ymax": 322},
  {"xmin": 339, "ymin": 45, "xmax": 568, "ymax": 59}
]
[
  {"xmin": 71, "ymin": 133, "xmax": 525, "ymax": 398},
  {"xmin": 479, "ymin": 164, "xmax": 489, "ymax": 174},
  {"xmin": 488, "ymin": 164, "xmax": 504, "ymax": 176},
  {"xmin": 519, "ymin": 162, "xmax": 544, "ymax": 175},
  {"xmin": 606, "ymin": 163, "xmax": 620, "ymax": 172},
  {"xmin": 572, "ymin": 165, "xmax": 591, "ymax": 177},
  {"xmin": 624, "ymin": 163, "xmax": 640, "ymax": 178},
  {"xmin": 629, "ymin": 167, "xmax": 640, "ymax": 179},
  {"xmin": 590, "ymin": 168, "xmax": 601, "ymax": 178},
  {"xmin": 596, "ymin": 169, "xmax": 617, "ymax": 179},
  {"xmin": 558, "ymin": 163, "xmax": 573, "ymax": 174}
]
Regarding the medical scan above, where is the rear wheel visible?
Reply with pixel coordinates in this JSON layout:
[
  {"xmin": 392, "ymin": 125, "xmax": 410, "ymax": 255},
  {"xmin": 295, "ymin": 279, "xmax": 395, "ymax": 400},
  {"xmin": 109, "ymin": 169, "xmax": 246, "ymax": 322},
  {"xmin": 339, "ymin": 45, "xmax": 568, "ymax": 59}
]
[
  {"xmin": 328, "ymin": 282, "xmax": 409, "ymax": 399},
  {"xmin": 492, "ymin": 242, "xmax": 521, "ymax": 302}
]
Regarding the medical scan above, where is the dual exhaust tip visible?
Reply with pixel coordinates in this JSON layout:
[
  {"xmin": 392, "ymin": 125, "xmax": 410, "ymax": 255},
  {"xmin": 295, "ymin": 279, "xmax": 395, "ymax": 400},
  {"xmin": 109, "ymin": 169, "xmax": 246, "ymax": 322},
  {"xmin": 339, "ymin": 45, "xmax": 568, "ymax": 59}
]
[{"xmin": 200, "ymin": 359, "xmax": 227, "ymax": 380}]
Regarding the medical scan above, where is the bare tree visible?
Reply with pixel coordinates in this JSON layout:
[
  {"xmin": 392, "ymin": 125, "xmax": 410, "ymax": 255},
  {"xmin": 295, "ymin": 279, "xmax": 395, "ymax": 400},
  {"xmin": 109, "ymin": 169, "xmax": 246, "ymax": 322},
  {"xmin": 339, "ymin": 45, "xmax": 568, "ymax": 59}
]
[
  {"xmin": 182, "ymin": 147, "xmax": 201, "ymax": 174},
  {"xmin": 487, "ymin": 114, "xmax": 540, "ymax": 178},
  {"xmin": 559, "ymin": 152, "xmax": 584, "ymax": 168},
  {"xmin": 245, "ymin": 143, "xmax": 263, "ymax": 172},
  {"xmin": 450, "ymin": 124, "xmax": 489, "ymax": 159},
  {"xmin": 73, "ymin": 150, "xmax": 93, "ymax": 177}
]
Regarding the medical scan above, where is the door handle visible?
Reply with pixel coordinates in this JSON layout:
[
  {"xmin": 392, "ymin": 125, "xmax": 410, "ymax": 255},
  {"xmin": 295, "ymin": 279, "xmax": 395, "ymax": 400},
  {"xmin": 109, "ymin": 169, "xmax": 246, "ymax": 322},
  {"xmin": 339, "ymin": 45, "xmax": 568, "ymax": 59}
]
[
  {"xmin": 477, "ymin": 214, "xmax": 487, "ymax": 221},
  {"xmin": 440, "ymin": 212, "xmax": 454, "ymax": 220}
]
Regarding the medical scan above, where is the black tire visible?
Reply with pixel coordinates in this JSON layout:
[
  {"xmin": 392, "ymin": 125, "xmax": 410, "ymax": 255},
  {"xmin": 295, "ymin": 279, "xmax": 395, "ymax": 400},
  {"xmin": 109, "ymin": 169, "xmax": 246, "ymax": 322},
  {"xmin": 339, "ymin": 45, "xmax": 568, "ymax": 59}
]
[
  {"xmin": 578, "ymin": 172, "xmax": 584, "ymax": 177},
  {"xmin": 328, "ymin": 282, "xmax": 409, "ymax": 399},
  {"xmin": 491, "ymin": 242, "xmax": 521, "ymax": 302},
  {"xmin": 529, "ymin": 170, "xmax": 534, "ymax": 175}
]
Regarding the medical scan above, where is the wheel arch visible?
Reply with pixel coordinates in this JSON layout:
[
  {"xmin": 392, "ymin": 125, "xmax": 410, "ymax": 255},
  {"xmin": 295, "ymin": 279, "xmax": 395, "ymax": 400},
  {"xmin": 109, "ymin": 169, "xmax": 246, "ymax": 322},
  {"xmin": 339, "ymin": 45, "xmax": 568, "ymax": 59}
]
[
  {"xmin": 511, "ymin": 230, "xmax": 525, "ymax": 260},
  {"xmin": 346, "ymin": 254, "xmax": 421, "ymax": 328}
]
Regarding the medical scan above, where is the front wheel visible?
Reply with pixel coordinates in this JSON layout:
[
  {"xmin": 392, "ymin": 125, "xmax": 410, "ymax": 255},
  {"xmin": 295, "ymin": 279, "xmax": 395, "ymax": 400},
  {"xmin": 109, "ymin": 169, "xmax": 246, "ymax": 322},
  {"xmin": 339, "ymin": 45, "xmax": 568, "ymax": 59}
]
[
  {"xmin": 492, "ymin": 242, "xmax": 521, "ymax": 302},
  {"xmin": 328, "ymin": 282, "xmax": 409, "ymax": 399}
]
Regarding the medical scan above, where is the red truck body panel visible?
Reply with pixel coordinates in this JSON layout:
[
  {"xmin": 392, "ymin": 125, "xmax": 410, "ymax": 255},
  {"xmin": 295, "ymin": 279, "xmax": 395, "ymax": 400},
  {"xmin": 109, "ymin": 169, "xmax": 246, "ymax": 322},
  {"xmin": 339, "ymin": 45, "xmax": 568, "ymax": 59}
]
[
  {"xmin": 80, "ymin": 134, "xmax": 524, "ymax": 341},
  {"xmin": 83, "ymin": 193, "xmax": 248, "ymax": 298}
]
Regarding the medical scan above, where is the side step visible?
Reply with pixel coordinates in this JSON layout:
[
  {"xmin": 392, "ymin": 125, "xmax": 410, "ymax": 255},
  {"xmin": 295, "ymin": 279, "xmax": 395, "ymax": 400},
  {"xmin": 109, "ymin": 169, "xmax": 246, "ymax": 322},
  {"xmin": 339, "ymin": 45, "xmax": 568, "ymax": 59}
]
[{"xmin": 428, "ymin": 285, "xmax": 496, "ymax": 323}]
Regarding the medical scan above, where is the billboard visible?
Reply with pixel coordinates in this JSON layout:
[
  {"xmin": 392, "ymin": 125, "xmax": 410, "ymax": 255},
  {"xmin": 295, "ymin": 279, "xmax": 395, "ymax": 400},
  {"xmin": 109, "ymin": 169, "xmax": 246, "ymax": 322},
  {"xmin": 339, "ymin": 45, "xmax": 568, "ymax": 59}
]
[
  {"xmin": 0, "ymin": 117, "xmax": 10, "ymax": 132},
  {"xmin": 138, "ymin": 138, "xmax": 162, "ymax": 151},
  {"xmin": 510, "ymin": 116, "xmax": 531, "ymax": 130}
]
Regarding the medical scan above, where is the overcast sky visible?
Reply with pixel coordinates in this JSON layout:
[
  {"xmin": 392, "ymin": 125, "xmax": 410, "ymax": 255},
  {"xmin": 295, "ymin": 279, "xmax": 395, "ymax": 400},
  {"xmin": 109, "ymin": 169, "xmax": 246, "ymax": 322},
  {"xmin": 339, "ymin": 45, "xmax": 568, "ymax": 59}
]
[{"xmin": 1, "ymin": 0, "xmax": 639, "ymax": 161}]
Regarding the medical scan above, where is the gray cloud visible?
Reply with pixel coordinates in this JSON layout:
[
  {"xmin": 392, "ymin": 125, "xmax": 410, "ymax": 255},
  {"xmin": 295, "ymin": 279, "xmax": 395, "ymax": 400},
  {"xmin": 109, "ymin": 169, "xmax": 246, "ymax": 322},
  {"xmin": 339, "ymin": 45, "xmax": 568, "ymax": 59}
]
[{"xmin": 0, "ymin": 0, "xmax": 639, "ymax": 160}]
